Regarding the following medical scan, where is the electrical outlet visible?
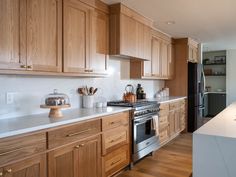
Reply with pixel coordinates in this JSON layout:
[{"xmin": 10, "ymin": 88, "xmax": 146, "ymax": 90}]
[{"xmin": 6, "ymin": 92, "xmax": 16, "ymax": 105}]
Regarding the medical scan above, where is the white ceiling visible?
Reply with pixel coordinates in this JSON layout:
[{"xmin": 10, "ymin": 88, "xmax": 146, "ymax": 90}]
[{"xmin": 103, "ymin": 0, "xmax": 236, "ymax": 51}]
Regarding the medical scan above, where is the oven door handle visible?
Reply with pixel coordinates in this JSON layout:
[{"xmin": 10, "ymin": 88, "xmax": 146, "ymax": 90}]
[{"xmin": 134, "ymin": 117, "xmax": 154, "ymax": 125}]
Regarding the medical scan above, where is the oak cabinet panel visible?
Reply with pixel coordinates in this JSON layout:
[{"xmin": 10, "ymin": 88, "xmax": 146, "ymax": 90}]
[
  {"xmin": 27, "ymin": 0, "xmax": 62, "ymax": 72},
  {"xmin": 0, "ymin": 0, "xmax": 62, "ymax": 72},
  {"xmin": 0, "ymin": 0, "xmax": 26, "ymax": 70},
  {"xmin": 151, "ymin": 37, "xmax": 161, "ymax": 77},
  {"xmin": 109, "ymin": 3, "xmax": 152, "ymax": 60},
  {"xmin": 160, "ymin": 40, "xmax": 169, "ymax": 77},
  {"xmin": 90, "ymin": 10, "xmax": 108, "ymax": 74},
  {"xmin": 120, "ymin": 14, "xmax": 137, "ymax": 58},
  {"xmin": 3, "ymin": 154, "xmax": 46, "ymax": 177},
  {"xmin": 48, "ymin": 135, "xmax": 101, "ymax": 177},
  {"xmin": 63, "ymin": 0, "xmax": 91, "ymax": 73}
]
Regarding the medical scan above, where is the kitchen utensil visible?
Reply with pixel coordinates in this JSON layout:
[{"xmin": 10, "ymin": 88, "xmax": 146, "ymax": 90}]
[
  {"xmin": 89, "ymin": 87, "xmax": 94, "ymax": 95},
  {"xmin": 93, "ymin": 88, "xmax": 98, "ymax": 95}
]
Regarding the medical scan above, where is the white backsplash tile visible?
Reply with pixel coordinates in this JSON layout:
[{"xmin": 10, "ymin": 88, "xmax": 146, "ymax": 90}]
[{"xmin": 0, "ymin": 58, "xmax": 164, "ymax": 119}]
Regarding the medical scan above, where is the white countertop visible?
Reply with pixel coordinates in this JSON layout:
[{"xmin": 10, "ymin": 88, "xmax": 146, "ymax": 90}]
[
  {"xmin": 0, "ymin": 107, "xmax": 131, "ymax": 139},
  {"xmin": 204, "ymin": 92, "xmax": 226, "ymax": 94},
  {"xmin": 148, "ymin": 96, "xmax": 187, "ymax": 103},
  {"xmin": 194, "ymin": 102, "xmax": 236, "ymax": 138}
]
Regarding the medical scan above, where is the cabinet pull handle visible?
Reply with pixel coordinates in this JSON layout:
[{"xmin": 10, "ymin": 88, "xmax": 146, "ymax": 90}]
[
  {"xmin": 111, "ymin": 158, "xmax": 121, "ymax": 166},
  {"xmin": 75, "ymin": 144, "xmax": 85, "ymax": 149},
  {"xmin": 27, "ymin": 65, "xmax": 32, "ymax": 69},
  {"xmin": 6, "ymin": 169, "xmax": 12, "ymax": 173},
  {"xmin": 89, "ymin": 69, "xmax": 93, "ymax": 72},
  {"xmin": 66, "ymin": 129, "xmax": 92, "ymax": 137},
  {"xmin": 0, "ymin": 147, "xmax": 23, "ymax": 156},
  {"xmin": 20, "ymin": 65, "xmax": 27, "ymax": 68},
  {"xmin": 84, "ymin": 69, "xmax": 90, "ymax": 72},
  {"xmin": 110, "ymin": 120, "xmax": 121, "ymax": 125},
  {"xmin": 110, "ymin": 136, "xmax": 123, "ymax": 143}
]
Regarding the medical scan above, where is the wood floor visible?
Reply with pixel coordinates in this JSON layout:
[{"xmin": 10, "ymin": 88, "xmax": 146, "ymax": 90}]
[{"xmin": 118, "ymin": 133, "xmax": 192, "ymax": 177}]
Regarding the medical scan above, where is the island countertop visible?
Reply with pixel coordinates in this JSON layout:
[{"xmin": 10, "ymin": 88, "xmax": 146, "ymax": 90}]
[
  {"xmin": 194, "ymin": 102, "xmax": 236, "ymax": 138},
  {"xmin": 0, "ymin": 107, "xmax": 131, "ymax": 139}
]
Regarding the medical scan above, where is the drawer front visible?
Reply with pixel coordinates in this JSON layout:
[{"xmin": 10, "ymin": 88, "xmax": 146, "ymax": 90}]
[
  {"xmin": 159, "ymin": 116, "xmax": 168, "ymax": 129},
  {"xmin": 102, "ymin": 126, "xmax": 129, "ymax": 155},
  {"xmin": 102, "ymin": 112, "xmax": 129, "ymax": 131},
  {"xmin": 159, "ymin": 128, "xmax": 169, "ymax": 144},
  {"xmin": 0, "ymin": 133, "xmax": 46, "ymax": 166},
  {"xmin": 179, "ymin": 99, "xmax": 186, "ymax": 107},
  {"xmin": 160, "ymin": 103, "xmax": 169, "ymax": 111},
  {"xmin": 169, "ymin": 101, "xmax": 179, "ymax": 110},
  {"xmin": 103, "ymin": 145, "xmax": 130, "ymax": 177},
  {"xmin": 48, "ymin": 119, "xmax": 101, "ymax": 149}
]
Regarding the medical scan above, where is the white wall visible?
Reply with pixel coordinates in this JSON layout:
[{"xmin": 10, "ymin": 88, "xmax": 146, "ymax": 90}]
[
  {"xmin": 0, "ymin": 58, "xmax": 164, "ymax": 119},
  {"xmin": 226, "ymin": 49, "xmax": 236, "ymax": 105}
]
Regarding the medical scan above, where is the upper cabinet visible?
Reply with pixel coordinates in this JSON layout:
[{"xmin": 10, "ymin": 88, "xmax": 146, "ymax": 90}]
[
  {"xmin": 188, "ymin": 39, "xmax": 199, "ymax": 63},
  {"xmin": 0, "ymin": 0, "xmax": 62, "ymax": 72},
  {"xmin": 109, "ymin": 3, "xmax": 152, "ymax": 60},
  {"xmin": 0, "ymin": 0, "xmax": 108, "ymax": 76},
  {"xmin": 130, "ymin": 30, "xmax": 174, "ymax": 80},
  {"xmin": 63, "ymin": 0, "xmax": 108, "ymax": 75}
]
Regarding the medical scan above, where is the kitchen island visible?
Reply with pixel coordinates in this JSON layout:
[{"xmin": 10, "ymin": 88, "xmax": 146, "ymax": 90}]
[{"xmin": 193, "ymin": 102, "xmax": 236, "ymax": 177}]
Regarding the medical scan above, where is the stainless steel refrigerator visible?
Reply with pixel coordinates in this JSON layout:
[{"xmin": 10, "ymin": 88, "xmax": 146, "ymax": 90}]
[{"xmin": 187, "ymin": 62, "xmax": 205, "ymax": 132}]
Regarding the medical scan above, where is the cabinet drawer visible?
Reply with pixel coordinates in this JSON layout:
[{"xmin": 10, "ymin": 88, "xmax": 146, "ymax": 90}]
[
  {"xmin": 159, "ymin": 128, "xmax": 169, "ymax": 144},
  {"xmin": 48, "ymin": 119, "xmax": 101, "ymax": 149},
  {"xmin": 160, "ymin": 103, "xmax": 169, "ymax": 111},
  {"xmin": 159, "ymin": 115, "xmax": 168, "ymax": 129},
  {"xmin": 102, "ymin": 126, "xmax": 129, "ymax": 155},
  {"xmin": 169, "ymin": 101, "xmax": 179, "ymax": 110},
  {"xmin": 0, "ymin": 133, "xmax": 46, "ymax": 166},
  {"xmin": 102, "ymin": 112, "xmax": 129, "ymax": 131},
  {"xmin": 103, "ymin": 145, "xmax": 130, "ymax": 177}
]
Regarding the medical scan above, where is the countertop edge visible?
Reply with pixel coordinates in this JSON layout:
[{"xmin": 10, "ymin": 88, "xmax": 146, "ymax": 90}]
[{"xmin": 0, "ymin": 107, "xmax": 132, "ymax": 139}]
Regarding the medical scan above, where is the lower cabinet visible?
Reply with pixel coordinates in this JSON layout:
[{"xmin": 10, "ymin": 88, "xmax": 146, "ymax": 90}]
[
  {"xmin": 48, "ymin": 135, "xmax": 101, "ymax": 177},
  {"xmin": 2, "ymin": 154, "xmax": 46, "ymax": 177},
  {"xmin": 159, "ymin": 99, "xmax": 186, "ymax": 146}
]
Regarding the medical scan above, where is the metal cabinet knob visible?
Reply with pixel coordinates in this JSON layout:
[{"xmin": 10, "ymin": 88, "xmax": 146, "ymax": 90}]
[
  {"xmin": 27, "ymin": 65, "xmax": 32, "ymax": 69},
  {"xmin": 6, "ymin": 169, "xmax": 12, "ymax": 173},
  {"xmin": 20, "ymin": 65, "xmax": 27, "ymax": 68}
]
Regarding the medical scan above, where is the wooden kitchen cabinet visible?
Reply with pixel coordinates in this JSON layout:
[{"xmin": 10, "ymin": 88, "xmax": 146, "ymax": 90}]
[
  {"xmin": 130, "ymin": 30, "xmax": 174, "ymax": 80},
  {"xmin": 0, "ymin": 0, "xmax": 24, "ymax": 70},
  {"xmin": 165, "ymin": 38, "xmax": 199, "ymax": 96},
  {"xmin": 26, "ymin": 0, "xmax": 62, "ymax": 72},
  {"xmin": 109, "ymin": 3, "xmax": 153, "ymax": 60},
  {"xmin": 63, "ymin": 0, "xmax": 108, "ymax": 75},
  {"xmin": 48, "ymin": 135, "xmax": 101, "ymax": 177},
  {"xmin": 63, "ymin": 0, "xmax": 91, "ymax": 73},
  {"xmin": 90, "ymin": 10, "xmax": 109, "ymax": 74},
  {"xmin": 3, "ymin": 154, "xmax": 46, "ymax": 177},
  {"xmin": 0, "ymin": 0, "xmax": 62, "ymax": 72},
  {"xmin": 159, "ymin": 99, "xmax": 186, "ymax": 147}
]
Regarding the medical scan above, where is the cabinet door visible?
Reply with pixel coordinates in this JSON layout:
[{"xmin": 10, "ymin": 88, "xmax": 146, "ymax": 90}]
[
  {"xmin": 143, "ymin": 26, "xmax": 152, "ymax": 61},
  {"xmin": 48, "ymin": 135, "xmax": 101, "ymax": 177},
  {"xmin": 143, "ymin": 60, "xmax": 152, "ymax": 77},
  {"xmin": 169, "ymin": 111, "xmax": 175, "ymax": 137},
  {"xmin": 0, "ymin": 0, "xmax": 26, "ymax": 70},
  {"xmin": 0, "ymin": 168, "xmax": 3, "ymax": 177},
  {"xmin": 4, "ymin": 154, "xmax": 46, "ymax": 177},
  {"xmin": 120, "ymin": 14, "xmax": 137, "ymax": 58},
  {"xmin": 167, "ymin": 43, "xmax": 174, "ymax": 79},
  {"xmin": 27, "ymin": 0, "xmax": 62, "ymax": 72},
  {"xmin": 90, "ymin": 10, "xmax": 108, "ymax": 74},
  {"xmin": 192, "ymin": 47, "xmax": 198, "ymax": 63},
  {"xmin": 151, "ymin": 37, "xmax": 161, "ymax": 77},
  {"xmin": 160, "ymin": 40, "xmax": 168, "ymax": 77},
  {"xmin": 174, "ymin": 110, "xmax": 181, "ymax": 133},
  {"xmin": 63, "ymin": 0, "xmax": 91, "ymax": 73}
]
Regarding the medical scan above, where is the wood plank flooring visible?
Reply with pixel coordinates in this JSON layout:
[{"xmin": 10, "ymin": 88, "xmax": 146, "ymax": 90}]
[{"xmin": 118, "ymin": 133, "xmax": 192, "ymax": 177}]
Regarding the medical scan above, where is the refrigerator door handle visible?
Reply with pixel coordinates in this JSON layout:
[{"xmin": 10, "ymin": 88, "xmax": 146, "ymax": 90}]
[{"xmin": 202, "ymin": 68, "xmax": 206, "ymax": 92}]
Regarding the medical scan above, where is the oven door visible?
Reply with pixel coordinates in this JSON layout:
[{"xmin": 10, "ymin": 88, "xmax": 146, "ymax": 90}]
[{"xmin": 133, "ymin": 114, "xmax": 159, "ymax": 153}]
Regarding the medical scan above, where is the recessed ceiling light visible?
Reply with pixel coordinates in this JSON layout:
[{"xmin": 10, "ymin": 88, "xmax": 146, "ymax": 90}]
[{"xmin": 166, "ymin": 21, "xmax": 175, "ymax": 25}]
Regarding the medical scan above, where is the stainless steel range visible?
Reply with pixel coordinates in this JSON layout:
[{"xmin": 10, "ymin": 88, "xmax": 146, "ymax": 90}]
[{"xmin": 107, "ymin": 101, "xmax": 160, "ymax": 163}]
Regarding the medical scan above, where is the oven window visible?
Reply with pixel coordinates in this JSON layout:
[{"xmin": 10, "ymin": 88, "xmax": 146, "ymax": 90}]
[{"xmin": 136, "ymin": 119, "xmax": 156, "ymax": 144}]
